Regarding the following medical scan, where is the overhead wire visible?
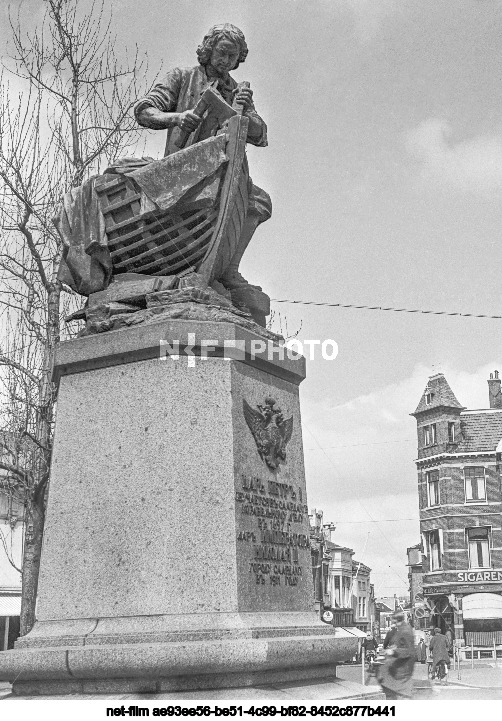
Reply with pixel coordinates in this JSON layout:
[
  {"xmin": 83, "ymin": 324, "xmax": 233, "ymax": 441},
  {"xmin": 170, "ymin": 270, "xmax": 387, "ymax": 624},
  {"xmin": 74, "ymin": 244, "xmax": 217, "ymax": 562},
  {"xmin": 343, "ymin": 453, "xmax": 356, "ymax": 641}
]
[
  {"xmin": 335, "ymin": 518, "xmax": 416, "ymax": 524},
  {"xmin": 271, "ymin": 298, "xmax": 502, "ymax": 320},
  {"xmin": 305, "ymin": 437, "xmax": 416, "ymax": 451}
]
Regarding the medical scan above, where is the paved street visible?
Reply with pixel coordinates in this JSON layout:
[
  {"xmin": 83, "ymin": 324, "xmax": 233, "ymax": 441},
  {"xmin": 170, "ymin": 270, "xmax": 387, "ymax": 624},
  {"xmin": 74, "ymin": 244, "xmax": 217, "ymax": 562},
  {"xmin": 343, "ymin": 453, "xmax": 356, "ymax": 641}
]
[{"xmin": 335, "ymin": 660, "xmax": 502, "ymax": 701}]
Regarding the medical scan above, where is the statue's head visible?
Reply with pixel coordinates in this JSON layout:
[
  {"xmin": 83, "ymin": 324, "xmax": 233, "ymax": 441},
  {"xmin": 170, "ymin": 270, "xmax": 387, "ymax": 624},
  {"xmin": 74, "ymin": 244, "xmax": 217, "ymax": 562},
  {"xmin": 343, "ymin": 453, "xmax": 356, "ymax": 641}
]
[{"xmin": 197, "ymin": 24, "xmax": 248, "ymax": 71}]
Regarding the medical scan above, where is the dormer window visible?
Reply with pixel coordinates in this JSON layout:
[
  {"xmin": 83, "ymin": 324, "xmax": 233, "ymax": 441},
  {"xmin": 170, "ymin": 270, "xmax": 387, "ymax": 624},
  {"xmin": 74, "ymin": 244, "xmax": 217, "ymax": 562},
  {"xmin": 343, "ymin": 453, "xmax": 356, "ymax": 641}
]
[{"xmin": 425, "ymin": 392, "xmax": 434, "ymax": 405}]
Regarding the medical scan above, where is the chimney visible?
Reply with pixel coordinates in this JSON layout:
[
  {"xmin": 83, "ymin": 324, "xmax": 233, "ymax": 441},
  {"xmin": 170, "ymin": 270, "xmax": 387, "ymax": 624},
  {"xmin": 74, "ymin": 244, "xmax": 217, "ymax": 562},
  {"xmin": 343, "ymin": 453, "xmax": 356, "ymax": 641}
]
[{"xmin": 488, "ymin": 370, "xmax": 502, "ymax": 408}]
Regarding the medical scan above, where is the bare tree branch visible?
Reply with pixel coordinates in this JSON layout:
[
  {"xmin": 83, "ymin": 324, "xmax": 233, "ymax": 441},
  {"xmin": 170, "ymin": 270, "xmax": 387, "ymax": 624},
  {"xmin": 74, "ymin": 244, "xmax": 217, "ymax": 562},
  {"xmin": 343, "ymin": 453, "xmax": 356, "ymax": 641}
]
[{"xmin": 0, "ymin": 0, "xmax": 150, "ymax": 635}]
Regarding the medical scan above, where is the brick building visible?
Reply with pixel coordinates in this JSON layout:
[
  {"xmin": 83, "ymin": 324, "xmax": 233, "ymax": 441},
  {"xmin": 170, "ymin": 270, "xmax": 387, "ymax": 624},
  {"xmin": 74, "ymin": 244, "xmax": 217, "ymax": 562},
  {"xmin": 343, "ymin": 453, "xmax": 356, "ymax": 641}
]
[{"xmin": 412, "ymin": 371, "xmax": 502, "ymax": 646}]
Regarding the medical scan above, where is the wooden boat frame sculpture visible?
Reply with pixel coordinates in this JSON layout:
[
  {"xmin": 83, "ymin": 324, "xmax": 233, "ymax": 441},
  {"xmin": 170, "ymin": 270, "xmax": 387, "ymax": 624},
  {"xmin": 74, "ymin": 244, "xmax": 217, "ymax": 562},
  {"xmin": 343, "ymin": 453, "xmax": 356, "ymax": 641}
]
[{"xmin": 94, "ymin": 115, "xmax": 250, "ymax": 288}]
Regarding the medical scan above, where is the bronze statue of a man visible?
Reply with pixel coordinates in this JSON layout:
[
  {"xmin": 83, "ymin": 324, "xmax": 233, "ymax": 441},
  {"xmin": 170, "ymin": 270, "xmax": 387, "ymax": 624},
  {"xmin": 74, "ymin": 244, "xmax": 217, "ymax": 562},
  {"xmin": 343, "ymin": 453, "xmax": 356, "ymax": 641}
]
[{"xmin": 134, "ymin": 24, "xmax": 271, "ymax": 292}]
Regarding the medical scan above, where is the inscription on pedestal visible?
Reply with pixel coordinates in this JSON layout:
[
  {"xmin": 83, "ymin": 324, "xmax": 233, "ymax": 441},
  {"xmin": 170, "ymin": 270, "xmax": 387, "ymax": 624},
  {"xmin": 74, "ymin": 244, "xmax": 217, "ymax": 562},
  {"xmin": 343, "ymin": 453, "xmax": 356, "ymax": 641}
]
[{"xmin": 235, "ymin": 473, "xmax": 310, "ymax": 589}]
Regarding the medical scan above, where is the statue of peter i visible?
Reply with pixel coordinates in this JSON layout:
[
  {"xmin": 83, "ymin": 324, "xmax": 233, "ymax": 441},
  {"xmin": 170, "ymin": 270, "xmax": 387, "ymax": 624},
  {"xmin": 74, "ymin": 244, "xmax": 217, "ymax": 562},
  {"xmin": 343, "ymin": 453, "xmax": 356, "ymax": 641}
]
[{"xmin": 135, "ymin": 24, "xmax": 271, "ymax": 292}]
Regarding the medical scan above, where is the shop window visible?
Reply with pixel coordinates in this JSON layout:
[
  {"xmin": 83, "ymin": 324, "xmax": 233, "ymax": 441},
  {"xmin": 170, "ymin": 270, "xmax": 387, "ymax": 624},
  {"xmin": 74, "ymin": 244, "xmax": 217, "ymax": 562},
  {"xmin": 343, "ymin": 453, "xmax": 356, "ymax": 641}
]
[
  {"xmin": 467, "ymin": 527, "xmax": 490, "ymax": 569},
  {"xmin": 423, "ymin": 424, "xmax": 437, "ymax": 446},
  {"xmin": 464, "ymin": 467, "xmax": 486, "ymax": 503},
  {"xmin": 426, "ymin": 470, "xmax": 440, "ymax": 506}
]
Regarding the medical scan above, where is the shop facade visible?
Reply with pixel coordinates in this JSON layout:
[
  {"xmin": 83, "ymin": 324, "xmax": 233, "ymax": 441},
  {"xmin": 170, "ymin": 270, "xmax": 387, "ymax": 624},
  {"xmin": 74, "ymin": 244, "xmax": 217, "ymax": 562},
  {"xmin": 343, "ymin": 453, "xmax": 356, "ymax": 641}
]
[{"xmin": 412, "ymin": 372, "xmax": 502, "ymax": 646}]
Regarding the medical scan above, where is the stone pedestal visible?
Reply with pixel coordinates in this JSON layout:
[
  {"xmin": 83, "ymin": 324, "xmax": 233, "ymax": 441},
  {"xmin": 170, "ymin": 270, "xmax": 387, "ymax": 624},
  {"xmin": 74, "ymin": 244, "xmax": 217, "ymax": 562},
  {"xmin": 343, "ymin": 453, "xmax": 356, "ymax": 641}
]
[{"xmin": 0, "ymin": 320, "xmax": 357, "ymax": 695}]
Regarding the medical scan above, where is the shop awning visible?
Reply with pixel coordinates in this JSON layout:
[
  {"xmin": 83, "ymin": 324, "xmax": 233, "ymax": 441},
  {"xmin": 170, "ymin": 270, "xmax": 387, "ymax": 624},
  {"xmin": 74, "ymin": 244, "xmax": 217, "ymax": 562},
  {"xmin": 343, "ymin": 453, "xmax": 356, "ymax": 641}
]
[
  {"xmin": 340, "ymin": 626, "xmax": 367, "ymax": 638},
  {"xmin": 0, "ymin": 594, "xmax": 21, "ymax": 616},
  {"xmin": 463, "ymin": 593, "xmax": 502, "ymax": 620}
]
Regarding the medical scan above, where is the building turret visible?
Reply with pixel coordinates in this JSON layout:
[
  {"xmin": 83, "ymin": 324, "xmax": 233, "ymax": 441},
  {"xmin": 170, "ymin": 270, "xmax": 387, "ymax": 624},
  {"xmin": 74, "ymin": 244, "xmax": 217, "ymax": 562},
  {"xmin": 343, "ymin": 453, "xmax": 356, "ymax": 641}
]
[{"xmin": 411, "ymin": 373, "xmax": 465, "ymax": 459}]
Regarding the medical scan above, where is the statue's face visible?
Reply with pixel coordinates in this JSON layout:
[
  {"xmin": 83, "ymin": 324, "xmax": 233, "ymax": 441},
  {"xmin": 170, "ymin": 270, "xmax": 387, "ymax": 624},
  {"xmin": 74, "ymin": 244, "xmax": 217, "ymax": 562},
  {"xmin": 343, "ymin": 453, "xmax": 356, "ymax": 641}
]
[{"xmin": 209, "ymin": 38, "xmax": 240, "ymax": 77}]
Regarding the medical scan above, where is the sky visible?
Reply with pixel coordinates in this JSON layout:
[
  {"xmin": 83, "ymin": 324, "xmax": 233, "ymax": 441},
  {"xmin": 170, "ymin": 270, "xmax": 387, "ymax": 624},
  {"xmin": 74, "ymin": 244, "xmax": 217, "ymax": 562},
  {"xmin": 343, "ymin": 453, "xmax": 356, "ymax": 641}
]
[{"xmin": 2, "ymin": 0, "xmax": 502, "ymax": 597}]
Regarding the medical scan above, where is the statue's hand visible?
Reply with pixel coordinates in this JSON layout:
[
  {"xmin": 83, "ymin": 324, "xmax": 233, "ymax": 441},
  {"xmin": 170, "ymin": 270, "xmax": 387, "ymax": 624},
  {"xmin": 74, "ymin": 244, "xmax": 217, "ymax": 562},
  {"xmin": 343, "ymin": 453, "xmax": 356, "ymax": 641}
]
[
  {"xmin": 234, "ymin": 86, "xmax": 253, "ymax": 112},
  {"xmin": 178, "ymin": 110, "xmax": 202, "ymax": 133}
]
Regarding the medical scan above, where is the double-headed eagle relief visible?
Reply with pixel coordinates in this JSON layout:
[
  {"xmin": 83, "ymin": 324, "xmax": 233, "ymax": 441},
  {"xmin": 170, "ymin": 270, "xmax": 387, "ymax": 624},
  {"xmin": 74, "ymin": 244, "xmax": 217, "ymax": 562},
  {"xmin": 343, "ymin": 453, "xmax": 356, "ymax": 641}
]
[{"xmin": 243, "ymin": 397, "xmax": 294, "ymax": 470}]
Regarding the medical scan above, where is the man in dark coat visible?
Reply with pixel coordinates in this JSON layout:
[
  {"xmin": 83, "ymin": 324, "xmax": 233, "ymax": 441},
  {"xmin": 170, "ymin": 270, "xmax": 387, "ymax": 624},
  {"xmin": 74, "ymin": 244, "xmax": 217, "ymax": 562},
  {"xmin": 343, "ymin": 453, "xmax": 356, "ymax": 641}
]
[
  {"xmin": 430, "ymin": 627, "xmax": 450, "ymax": 679},
  {"xmin": 416, "ymin": 638, "xmax": 426, "ymax": 663},
  {"xmin": 377, "ymin": 612, "xmax": 416, "ymax": 699}
]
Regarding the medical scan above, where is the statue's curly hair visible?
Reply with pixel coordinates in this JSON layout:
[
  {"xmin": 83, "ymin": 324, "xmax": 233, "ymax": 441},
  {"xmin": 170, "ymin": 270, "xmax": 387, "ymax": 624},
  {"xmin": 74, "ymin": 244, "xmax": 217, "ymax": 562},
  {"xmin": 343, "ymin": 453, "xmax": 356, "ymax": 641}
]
[{"xmin": 197, "ymin": 24, "xmax": 248, "ymax": 69}]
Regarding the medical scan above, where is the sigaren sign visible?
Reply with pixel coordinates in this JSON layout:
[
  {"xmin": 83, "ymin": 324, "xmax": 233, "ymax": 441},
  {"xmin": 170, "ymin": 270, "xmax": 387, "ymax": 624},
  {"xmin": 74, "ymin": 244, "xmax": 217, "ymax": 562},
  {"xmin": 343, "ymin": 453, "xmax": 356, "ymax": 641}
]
[{"xmin": 457, "ymin": 570, "xmax": 502, "ymax": 583}]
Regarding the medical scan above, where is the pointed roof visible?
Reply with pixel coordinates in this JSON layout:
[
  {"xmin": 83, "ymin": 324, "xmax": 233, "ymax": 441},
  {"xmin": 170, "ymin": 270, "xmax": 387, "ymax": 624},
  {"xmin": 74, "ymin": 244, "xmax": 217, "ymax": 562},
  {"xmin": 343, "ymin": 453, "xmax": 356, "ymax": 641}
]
[{"xmin": 412, "ymin": 373, "xmax": 465, "ymax": 416}]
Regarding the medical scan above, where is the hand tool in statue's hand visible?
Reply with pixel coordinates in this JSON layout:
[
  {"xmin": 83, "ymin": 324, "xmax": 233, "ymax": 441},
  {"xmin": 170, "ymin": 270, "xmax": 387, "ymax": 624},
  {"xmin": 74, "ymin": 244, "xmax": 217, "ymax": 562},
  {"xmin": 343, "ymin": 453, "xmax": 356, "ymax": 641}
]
[
  {"xmin": 176, "ymin": 87, "xmax": 237, "ymax": 149},
  {"xmin": 232, "ymin": 81, "xmax": 251, "ymax": 116}
]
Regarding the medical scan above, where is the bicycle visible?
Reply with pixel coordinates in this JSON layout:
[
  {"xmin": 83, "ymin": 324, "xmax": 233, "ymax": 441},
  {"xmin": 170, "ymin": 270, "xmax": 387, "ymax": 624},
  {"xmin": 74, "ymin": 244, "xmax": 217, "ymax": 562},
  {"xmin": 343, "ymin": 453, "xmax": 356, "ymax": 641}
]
[{"xmin": 431, "ymin": 659, "xmax": 449, "ymax": 685}]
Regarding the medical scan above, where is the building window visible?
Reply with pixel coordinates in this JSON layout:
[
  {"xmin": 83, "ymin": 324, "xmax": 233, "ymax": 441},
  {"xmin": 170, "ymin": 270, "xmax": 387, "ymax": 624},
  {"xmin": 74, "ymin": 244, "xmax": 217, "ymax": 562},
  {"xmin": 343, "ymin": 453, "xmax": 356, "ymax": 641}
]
[
  {"xmin": 426, "ymin": 470, "xmax": 440, "ymax": 506},
  {"xmin": 427, "ymin": 530, "xmax": 442, "ymax": 571},
  {"xmin": 426, "ymin": 392, "xmax": 434, "ymax": 405},
  {"xmin": 343, "ymin": 576, "xmax": 351, "ymax": 607},
  {"xmin": 464, "ymin": 467, "xmax": 486, "ymax": 503},
  {"xmin": 423, "ymin": 424, "xmax": 437, "ymax": 446},
  {"xmin": 334, "ymin": 576, "xmax": 341, "ymax": 607},
  {"xmin": 448, "ymin": 422, "xmax": 455, "ymax": 443},
  {"xmin": 358, "ymin": 596, "xmax": 367, "ymax": 617},
  {"xmin": 468, "ymin": 527, "xmax": 490, "ymax": 569}
]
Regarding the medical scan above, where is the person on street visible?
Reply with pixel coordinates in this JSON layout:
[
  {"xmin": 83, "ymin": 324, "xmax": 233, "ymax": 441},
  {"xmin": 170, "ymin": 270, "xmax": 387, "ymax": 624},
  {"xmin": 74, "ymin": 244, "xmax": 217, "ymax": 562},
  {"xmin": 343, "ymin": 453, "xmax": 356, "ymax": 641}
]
[
  {"xmin": 425, "ymin": 629, "xmax": 434, "ymax": 677},
  {"xmin": 377, "ymin": 612, "xmax": 416, "ymax": 699},
  {"xmin": 429, "ymin": 627, "xmax": 450, "ymax": 681},
  {"xmin": 362, "ymin": 632, "xmax": 378, "ymax": 666},
  {"xmin": 364, "ymin": 633, "xmax": 378, "ymax": 653},
  {"xmin": 416, "ymin": 637, "xmax": 426, "ymax": 663}
]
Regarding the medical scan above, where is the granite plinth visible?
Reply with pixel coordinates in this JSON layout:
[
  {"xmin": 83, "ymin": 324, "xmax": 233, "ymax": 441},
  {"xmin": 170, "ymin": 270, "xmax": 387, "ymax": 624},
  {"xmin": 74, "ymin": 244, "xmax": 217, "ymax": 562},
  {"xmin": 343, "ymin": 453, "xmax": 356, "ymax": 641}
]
[{"xmin": 0, "ymin": 320, "xmax": 357, "ymax": 694}]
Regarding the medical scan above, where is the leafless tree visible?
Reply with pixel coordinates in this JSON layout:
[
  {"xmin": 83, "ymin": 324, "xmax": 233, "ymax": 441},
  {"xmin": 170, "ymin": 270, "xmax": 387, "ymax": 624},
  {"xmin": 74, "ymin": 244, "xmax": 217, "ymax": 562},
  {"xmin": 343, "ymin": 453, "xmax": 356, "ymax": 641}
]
[{"xmin": 0, "ymin": 0, "xmax": 149, "ymax": 635}]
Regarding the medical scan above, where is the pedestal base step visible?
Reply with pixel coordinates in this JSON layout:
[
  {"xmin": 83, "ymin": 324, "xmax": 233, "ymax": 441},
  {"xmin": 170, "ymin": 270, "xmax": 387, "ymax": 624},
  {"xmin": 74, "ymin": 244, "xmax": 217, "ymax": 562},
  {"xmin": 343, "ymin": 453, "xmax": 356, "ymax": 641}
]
[
  {"xmin": 1, "ymin": 630, "xmax": 359, "ymax": 696},
  {"xmin": 11, "ymin": 664, "xmax": 344, "ymax": 697}
]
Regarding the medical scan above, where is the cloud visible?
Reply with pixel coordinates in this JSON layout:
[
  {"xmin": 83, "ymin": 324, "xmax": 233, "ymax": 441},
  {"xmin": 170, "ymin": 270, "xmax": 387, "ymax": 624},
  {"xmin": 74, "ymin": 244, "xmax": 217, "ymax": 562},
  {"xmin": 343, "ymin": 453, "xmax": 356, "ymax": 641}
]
[
  {"xmin": 406, "ymin": 118, "xmax": 502, "ymax": 194},
  {"xmin": 302, "ymin": 361, "xmax": 502, "ymax": 595},
  {"xmin": 338, "ymin": 0, "xmax": 401, "ymax": 42}
]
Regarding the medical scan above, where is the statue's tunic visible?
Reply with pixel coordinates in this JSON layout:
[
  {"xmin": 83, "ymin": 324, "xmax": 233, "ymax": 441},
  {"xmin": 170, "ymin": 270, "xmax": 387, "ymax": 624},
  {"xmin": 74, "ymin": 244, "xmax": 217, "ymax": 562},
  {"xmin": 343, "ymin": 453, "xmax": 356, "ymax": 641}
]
[
  {"xmin": 134, "ymin": 65, "xmax": 267, "ymax": 155},
  {"xmin": 135, "ymin": 65, "xmax": 271, "ymax": 223}
]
